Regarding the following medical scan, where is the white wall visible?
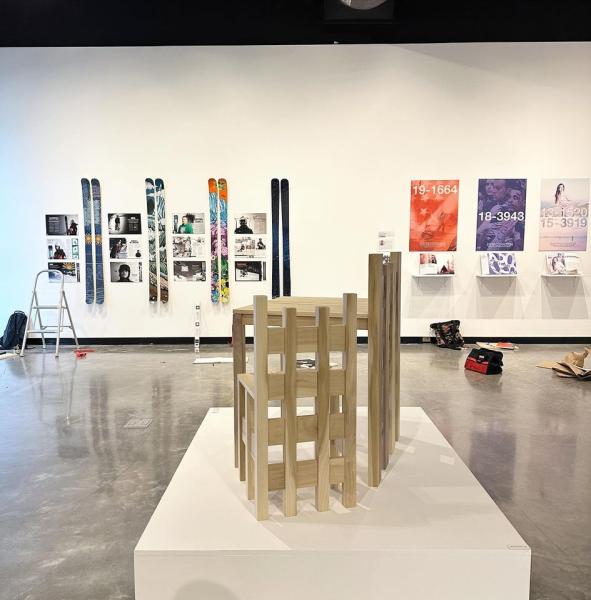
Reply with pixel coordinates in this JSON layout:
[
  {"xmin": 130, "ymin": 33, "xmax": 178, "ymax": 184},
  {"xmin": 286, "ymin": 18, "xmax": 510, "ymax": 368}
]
[{"xmin": 1, "ymin": 43, "xmax": 590, "ymax": 339}]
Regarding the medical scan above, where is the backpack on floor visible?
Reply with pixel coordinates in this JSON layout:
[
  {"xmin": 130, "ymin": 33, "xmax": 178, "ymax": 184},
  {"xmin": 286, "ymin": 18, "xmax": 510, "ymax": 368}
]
[
  {"xmin": 0, "ymin": 311, "xmax": 28, "ymax": 350},
  {"xmin": 430, "ymin": 320, "xmax": 464, "ymax": 350},
  {"xmin": 465, "ymin": 347, "xmax": 504, "ymax": 375}
]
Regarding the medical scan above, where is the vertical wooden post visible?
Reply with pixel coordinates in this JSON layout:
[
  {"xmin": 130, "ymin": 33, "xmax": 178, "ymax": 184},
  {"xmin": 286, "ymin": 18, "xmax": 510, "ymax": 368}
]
[
  {"xmin": 368, "ymin": 254, "xmax": 383, "ymax": 487},
  {"xmin": 315, "ymin": 306, "xmax": 330, "ymax": 512},
  {"xmin": 381, "ymin": 260, "xmax": 392, "ymax": 470},
  {"xmin": 246, "ymin": 392, "xmax": 254, "ymax": 500},
  {"xmin": 253, "ymin": 296, "xmax": 269, "ymax": 521},
  {"xmin": 282, "ymin": 307, "xmax": 298, "ymax": 517},
  {"xmin": 342, "ymin": 293, "xmax": 357, "ymax": 508},
  {"xmin": 391, "ymin": 252, "xmax": 402, "ymax": 443},
  {"xmin": 232, "ymin": 312, "xmax": 246, "ymax": 468},
  {"xmin": 238, "ymin": 383, "xmax": 246, "ymax": 481}
]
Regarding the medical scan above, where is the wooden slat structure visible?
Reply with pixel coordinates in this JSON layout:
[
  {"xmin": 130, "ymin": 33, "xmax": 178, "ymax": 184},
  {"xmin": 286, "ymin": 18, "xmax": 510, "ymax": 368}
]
[
  {"xmin": 237, "ymin": 294, "xmax": 358, "ymax": 520},
  {"xmin": 233, "ymin": 251, "xmax": 402, "ymax": 492},
  {"xmin": 367, "ymin": 252, "xmax": 402, "ymax": 486}
]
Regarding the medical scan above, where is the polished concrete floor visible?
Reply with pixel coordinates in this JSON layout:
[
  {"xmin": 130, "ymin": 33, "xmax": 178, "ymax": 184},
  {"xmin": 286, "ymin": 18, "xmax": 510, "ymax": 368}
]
[{"xmin": 0, "ymin": 343, "xmax": 589, "ymax": 600}]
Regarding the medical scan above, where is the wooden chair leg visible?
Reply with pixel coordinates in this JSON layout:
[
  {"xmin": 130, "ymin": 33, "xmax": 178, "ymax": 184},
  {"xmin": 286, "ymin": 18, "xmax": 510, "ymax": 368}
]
[
  {"xmin": 246, "ymin": 392, "xmax": 254, "ymax": 500},
  {"xmin": 238, "ymin": 384, "xmax": 246, "ymax": 482}
]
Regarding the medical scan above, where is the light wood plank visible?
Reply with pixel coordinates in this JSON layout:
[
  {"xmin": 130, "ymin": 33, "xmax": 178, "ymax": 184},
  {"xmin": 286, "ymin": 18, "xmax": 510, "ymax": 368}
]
[
  {"xmin": 265, "ymin": 369, "xmax": 345, "ymax": 400},
  {"xmin": 268, "ymin": 457, "xmax": 346, "ymax": 491},
  {"xmin": 238, "ymin": 383, "xmax": 246, "ymax": 482},
  {"xmin": 267, "ymin": 327, "xmax": 285, "ymax": 354},
  {"xmin": 267, "ymin": 413, "xmax": 345, "ymax": 446},
  {"xmin": 315, "ymin": 306, "xmax": 330, "ymax": 512},
  {"xmin": 246, "ymin": 392, "xmax": 254, "ymax": 500},
  {"xmin": 342, "ymin": 292, "xmax": 357, "ymax": 507},
  {"xmin": 282, "ymin": 307, "xmax": 298, "ymax": 517},
  {"xmin": 391, "ymin": 252, "xmax": 402, "ymax": 443},
  {"xmin": 232, "ymin": 312, "xmax": 246, "ymax": 468},
  {"xmin": 381, "ymin": 261, "xmax": 392, "ymax": 470},
  {"xmin": 253, "ymin": 296, "xmax": 269, "ymax": 520},
  {"xmin": 368, "ymin": 254, "xmax": 383, "ymax": 487}
]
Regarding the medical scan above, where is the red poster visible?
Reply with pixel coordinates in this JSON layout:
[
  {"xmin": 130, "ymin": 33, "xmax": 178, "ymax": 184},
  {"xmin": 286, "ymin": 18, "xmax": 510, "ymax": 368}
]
[{"xmin": 409, "ymin": 180, "xmax": 459, "ymax": 251}]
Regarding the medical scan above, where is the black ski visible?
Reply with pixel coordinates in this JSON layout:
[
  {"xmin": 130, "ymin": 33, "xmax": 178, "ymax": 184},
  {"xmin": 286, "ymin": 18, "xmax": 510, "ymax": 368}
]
[
  {"xmin": 271, "ymin": 178, "xmax": 280, "ymax": 298},
  {"xmin": 280, "ymin": 178, "xmax": 291, "ymax": 296}
]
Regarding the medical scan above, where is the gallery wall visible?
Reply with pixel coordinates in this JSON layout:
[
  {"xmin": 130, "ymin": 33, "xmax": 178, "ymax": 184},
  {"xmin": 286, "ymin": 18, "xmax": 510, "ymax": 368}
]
[{"xmin": 1, "ymin": 43, "xmax": 590, "ymax": 339}]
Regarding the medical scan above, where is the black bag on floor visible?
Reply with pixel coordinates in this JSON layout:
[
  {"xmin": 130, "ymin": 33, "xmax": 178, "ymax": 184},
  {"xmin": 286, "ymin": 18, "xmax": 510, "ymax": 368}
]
[
  {"xmin": 0, "ymin": 310, "xmax": 27, "ymax": 350},
  {"xmin": 430, "ymin": 320, "xmax": 464, "ymax": 350},
  {"xmin": 464, "ymin": 348, "xmax": 504, "ymax": 375}
]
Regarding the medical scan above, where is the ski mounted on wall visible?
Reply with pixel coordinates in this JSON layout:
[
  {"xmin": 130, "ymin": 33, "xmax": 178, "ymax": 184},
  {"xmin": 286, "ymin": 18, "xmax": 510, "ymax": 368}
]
[
  {"xmin": 155, "ymin": 178, "xmax": 168, "ymax": 303},
  {"xmin": 81, "ymin": 179, "xmax": 94, "ymax": 304},
  {"xmin": 280, "ymin": 178, "xmax": 291, "ymax": 297},
  {"xmin": 271, "ymin": 178, "xmax": 280, "ymax": 298},
  {"xmin": 90, "ymin": 178, "xmax": 104, "ymax": 304},
  {"xmin": 208, "ymin": 178, "xmax": 220, "ymax": 303},
  {"xmin": 145, "ymin": 179, "xmax": 158, "ymax": 302},
  {"xmin": 218, "ymin": 178, "xmax": 230, "ymax": 303}
]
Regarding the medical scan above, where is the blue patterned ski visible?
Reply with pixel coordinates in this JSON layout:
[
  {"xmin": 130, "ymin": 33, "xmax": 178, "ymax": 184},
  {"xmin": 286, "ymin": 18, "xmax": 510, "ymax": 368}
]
[
  {"xmin": 145, "ymin": 179, "xmax": 158, "ymax": 302},
  {"xmin": 209, "ymin": 178, "xmax": 220, "ymax": 303},
  {"xmin": 271, "ymin": 178, "xmax": 280, "ymax": 298},
  {"xmin": 280, "ymin": 178, "xmax": 291, "ymax": 296},
  {"xmin": 91, "ymin": 178, "xmax": 104, "ymax": 304},
  {"xmin": 81, "ymin": 178, "xmax": 94, "ymax": 304}
]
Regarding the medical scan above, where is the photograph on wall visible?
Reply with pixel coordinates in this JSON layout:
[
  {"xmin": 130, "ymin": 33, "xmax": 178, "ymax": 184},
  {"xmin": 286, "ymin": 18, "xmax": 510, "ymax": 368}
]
[
  {"xmin": 235, "ymin": 260, "xmax": 267, "ymax": 281},
  {"xmin": 173, "ymin": 260, "xmax": 206, "ymax": 282},
  {"xmin": 48, "ymin": 262, "xmax": 79, "ymax": 283},
  {"xmin": 173, "ymin": 213, "xmax": 206, "ymax": 235},
  {"xmin": 409, "ymin": 180, "xmax": 459, "ymax": 251},
  {"xmin": 480, "ymin": 252, "xmax": 517, "ymax": 276},
  {"xmin": 234, "ymin": 213, "xmax": 267, "ymax": 235},
  {"xmin": 545, "ymin": 252, "xmax": 581, "ymax": 275},
  {"xmin": 45, "ymin": 214, "xmax": 79, "ymax": 236},
  {"xmin": 539, "ymin": 178, "xmax": 589, "ymax": 251},
  {"xmin": 109, "ymin": 261, "xmax": 143, "ymax": 283},
  {"xmin": 47, "ymin": 237, "xmax": 79, "ymax": 260},
  {"xmin": 234, "ymin": 235, "xmax": 267, "ymax": 259},
  {"xmin": 378, "ymin": 231, "xmax": 395, "ymax": 252},
  {"xmin": 109, "ymin": 237, "xmax": 142, "ymax": 259},
  {"xmin": 172, "ymin": 235, "xmax": 206, "ymax": 258},
  {"xmin": 476, "ymin": 179, "xmax": 527, "ymax": 251},
  {"xmin": 418, "ymin": 253, "xmax": 455, "ymax": 276},
  {"xmin": 108, "ymin": 213, "xmax": 142, "ymax": 235}
]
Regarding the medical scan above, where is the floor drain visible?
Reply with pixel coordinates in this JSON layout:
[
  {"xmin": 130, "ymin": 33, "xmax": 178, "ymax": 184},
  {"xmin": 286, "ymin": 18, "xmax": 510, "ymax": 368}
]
[{"xmin": 124, "ymin": 418, "xmax": 153, "ymax": 429}]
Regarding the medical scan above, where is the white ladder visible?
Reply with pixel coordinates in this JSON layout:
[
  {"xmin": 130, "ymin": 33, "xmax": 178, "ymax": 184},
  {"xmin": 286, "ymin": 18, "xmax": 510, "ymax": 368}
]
[{"xmin": 20, "ymin": 269, "xmax": 80, "ymax": 357}]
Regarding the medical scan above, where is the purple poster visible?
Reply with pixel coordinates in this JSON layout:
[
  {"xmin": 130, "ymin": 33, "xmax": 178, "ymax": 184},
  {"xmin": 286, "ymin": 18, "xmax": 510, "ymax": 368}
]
[{"xmin": 476, "ymin": 179, "xmax": 527, "ymax": 251}]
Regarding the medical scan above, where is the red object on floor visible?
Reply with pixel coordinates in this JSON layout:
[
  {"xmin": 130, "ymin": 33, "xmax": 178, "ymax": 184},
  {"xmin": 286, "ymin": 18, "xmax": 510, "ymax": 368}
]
[{"xmin": 75, "ymin": 348, "xmax": 95, "ymax": 359}]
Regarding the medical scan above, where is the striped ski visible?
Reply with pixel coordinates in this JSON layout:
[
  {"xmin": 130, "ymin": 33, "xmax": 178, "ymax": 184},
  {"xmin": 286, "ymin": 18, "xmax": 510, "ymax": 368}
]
[
  {"xmin": 280, "ymin": 178, "xmax": 291, "ymax": 296},
  {"xmin": 90, "ymin": 178, "xmax": 104, "ymax": 304},
  {"xmin": 217, "ymin": 178, "xmax": 229, "ymax": 303},
  {"xmin": 155, "ymin": 178, "xmax": 168, "ymax": 303},
  {"xmin": 208, "ymin": 178, "xmax": 220, "ymax": 303},
  {"xmin": 271, "ymin": 178, "xmax": 280, "ymax": 298},
  {"xmin": 81, "ymin": 178, "xmax": 94, "ymax": 304},
  {"xmin": 145, "ymin": 179, "xmax": 158, "ymax": 302}
]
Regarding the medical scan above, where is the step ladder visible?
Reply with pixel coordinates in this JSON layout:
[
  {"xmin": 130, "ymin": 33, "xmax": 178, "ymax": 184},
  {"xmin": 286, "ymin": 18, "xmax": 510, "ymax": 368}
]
[{"xmin": 20, "ymin": 269, "xmax": 80, "ymax": 358}]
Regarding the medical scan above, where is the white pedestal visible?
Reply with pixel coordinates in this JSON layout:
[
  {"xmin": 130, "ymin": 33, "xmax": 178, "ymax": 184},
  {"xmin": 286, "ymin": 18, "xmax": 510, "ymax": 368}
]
[{"xmin": 135, "ymin": 408, "xmax": 530, "ymax": 600}]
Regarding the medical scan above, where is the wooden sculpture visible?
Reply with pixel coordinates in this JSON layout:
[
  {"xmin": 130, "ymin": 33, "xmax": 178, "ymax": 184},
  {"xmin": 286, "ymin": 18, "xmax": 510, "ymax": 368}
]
[{"xmin": 237, "ymin": 294, "xmax": 358, "ymax": 520}]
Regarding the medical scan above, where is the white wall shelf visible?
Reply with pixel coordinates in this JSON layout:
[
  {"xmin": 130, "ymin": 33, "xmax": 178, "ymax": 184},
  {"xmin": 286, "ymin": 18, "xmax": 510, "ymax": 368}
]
[
  {"xmin": 412, "ymin": 274, "xmax": 455, "ymax": 279},
  {"xmin": 541, "ymin": 273, "xmax": 582, "ymax": 278},
  {"xmin": 477, "ymin": 274, "xmax": 517, "ymax": 278}
]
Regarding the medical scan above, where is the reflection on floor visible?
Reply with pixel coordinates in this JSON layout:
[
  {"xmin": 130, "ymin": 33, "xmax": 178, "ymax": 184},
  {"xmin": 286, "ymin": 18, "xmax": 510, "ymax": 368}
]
[{"xmin": 0, "ymin": 344, "xmax": 589, "ymax": 600}]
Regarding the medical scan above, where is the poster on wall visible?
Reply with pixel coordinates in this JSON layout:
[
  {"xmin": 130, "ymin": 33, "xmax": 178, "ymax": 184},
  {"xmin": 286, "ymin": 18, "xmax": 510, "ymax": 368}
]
[
  {"xmin": 47, "ymin": 237, "xmax": 79, "ymax": 260},
  {"xmin": 173, "ymin": 261, "xmax": 206, "ymax": 282},
  {"xmin": 109, "ymin": 237, "xmax": 142, "ymax": 259},
  {"xmin": 475, "ymin": 179, "xmax": 527, "ymax": 251},
  {"xmin": 409, "ymin": 180, "xmax": 459, "ymax": 252},
  {"xmin": 173, "ymin": 213, "xmax": 206, "ymax": 235},
  {"xmin": 235, "ymin": 261, "xmax": 267, "ymax": 281},
  {"xmin": 234, "ymin": 213, "xmax": 267, "ymax": 235},
  {"xmin": 418, "ymin": 253, "xmax": 455, "ymax": 275},
  {"xmin": 108, "ymin": 213, "xmax": 142, "ymax": 235},
  {"xmin": 235, "ymin": 235, "xmax": 266, "ymax": 259},
  {"xmin": 539, "ymin": 178, "xmax": 589, "ymax": 251},
  {"xmin": 48, "ymin": 262, "xmax": 79, "ymax": 283},
  {"xmin": 110, "ymin": 261, "xmax": 143, "ymax": 283},
  {"xmin": 172, "ymin": 235, "xmax": 206, "ymax": 258},
  {"xmin": 45, "ymin": 214, "xmax": 79, "ymax": 236}
]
